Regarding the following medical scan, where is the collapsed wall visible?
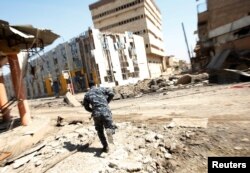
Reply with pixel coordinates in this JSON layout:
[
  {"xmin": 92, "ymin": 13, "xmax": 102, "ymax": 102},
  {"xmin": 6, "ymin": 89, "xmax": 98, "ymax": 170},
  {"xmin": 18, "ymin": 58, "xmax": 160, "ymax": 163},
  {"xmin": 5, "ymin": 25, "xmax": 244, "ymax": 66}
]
[{"xmin": 113, "ymin": 73, "xmax": 210, "ymax": 100}]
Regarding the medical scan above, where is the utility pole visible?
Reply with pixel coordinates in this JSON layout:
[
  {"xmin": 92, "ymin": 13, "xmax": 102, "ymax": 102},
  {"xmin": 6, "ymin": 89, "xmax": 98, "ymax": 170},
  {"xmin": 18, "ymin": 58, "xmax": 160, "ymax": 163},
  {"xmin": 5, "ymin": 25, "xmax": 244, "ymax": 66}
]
[
  {"xmin": 182, "ymin": 22, "xmax": 191, "ymax": 60},
  {"xmin": 64, "ymin": 43, "xmax": 75, "ymax": 94}
]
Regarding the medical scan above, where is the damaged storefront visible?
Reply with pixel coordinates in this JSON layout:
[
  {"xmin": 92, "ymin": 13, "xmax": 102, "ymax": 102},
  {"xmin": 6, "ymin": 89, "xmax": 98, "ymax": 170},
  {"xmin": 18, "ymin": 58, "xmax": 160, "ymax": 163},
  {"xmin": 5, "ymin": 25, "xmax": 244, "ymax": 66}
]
[{"xmin": 192, "ymin": 0, "xmax": 250, "ymax": 83}]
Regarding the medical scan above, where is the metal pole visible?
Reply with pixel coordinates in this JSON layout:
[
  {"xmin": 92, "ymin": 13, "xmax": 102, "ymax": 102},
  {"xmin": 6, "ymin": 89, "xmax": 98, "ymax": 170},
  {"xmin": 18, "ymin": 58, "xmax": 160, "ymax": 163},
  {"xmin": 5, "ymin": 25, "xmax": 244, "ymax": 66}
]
[
  {"xmin": 182, "ymin": 22, "xmax": 191, "ymax": 60},
  {"xmin": 8, "ymin": 54, "xmax": 31, "ymax": 126}
]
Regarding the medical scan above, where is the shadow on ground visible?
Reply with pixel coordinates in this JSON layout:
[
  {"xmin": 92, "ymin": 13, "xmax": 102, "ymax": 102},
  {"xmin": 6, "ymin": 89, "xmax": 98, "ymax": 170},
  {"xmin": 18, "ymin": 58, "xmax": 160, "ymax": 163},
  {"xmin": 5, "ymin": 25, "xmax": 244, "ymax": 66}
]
[{"xmin": 63, "ymin": 142, "xmax": 103, "ymax": 157}]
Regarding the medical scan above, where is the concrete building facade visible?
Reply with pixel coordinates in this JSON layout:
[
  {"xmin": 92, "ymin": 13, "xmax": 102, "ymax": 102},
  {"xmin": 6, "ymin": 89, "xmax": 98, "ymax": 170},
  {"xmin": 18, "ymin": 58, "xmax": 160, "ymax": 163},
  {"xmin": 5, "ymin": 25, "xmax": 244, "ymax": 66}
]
[
  {"xmin": 4, "ymin": 28, "xmax": 150, "ymax": 98},
  {"xmin": 192, "ymin": 0, "xmax": 250, "ymax": 72},
  {"xmin": 89, "ymin": 0, "xmax": 166, "ymax": 78}
]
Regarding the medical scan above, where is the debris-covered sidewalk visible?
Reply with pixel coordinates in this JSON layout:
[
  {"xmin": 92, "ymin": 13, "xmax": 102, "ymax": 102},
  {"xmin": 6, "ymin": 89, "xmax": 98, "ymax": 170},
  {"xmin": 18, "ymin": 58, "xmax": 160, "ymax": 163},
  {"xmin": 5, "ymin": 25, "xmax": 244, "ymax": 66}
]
[
  {"xmin": 1, "ymin": 81, "xmax": 249, "ymax": 173},
  {"xmin": 1, "ymin": 120, "xmax": 249, "ymax": 173}
]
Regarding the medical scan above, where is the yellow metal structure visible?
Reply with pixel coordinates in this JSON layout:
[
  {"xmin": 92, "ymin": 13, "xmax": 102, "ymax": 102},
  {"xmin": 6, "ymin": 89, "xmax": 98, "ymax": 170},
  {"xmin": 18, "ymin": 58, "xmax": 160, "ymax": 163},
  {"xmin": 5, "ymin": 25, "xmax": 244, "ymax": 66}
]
[{"xmin": 44, "ymin": 78, "xmax": 53, "ymax": 96}]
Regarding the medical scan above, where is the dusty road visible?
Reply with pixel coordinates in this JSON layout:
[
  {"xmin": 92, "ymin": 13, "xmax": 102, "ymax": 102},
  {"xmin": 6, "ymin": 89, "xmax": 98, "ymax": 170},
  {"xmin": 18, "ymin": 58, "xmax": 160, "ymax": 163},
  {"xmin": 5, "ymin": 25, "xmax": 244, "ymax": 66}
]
[
  {"xmin": 29, "ymin": 82, "xmax": 250, "ymax": 123},
  {"xmin": 2, "ymin": 82, "xmax": 250, "ymax": 173}
]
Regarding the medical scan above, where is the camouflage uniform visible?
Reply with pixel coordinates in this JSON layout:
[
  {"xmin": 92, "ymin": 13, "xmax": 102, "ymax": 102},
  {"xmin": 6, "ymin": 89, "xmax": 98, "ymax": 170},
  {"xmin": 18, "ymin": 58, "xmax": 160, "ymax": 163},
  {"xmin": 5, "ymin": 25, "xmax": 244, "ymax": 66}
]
[{"xmin": 83, "ymin": 86, "xmax": 115, "ymax": 148}]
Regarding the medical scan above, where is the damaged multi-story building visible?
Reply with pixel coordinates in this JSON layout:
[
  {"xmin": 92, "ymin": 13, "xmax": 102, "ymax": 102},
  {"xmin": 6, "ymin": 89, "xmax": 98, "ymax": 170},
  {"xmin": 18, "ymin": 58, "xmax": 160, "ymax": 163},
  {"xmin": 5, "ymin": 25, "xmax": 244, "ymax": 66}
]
[
  {"xmin": 4, "ymin": 28, "xmax": 149, "ymax": 98},
  {"xmin": 193, "ymin": 0, "xmax": 250, "ymax": 82},
  {"xmin": 89, "ymin": 0, "xmax": 166, "ymax": 78}
]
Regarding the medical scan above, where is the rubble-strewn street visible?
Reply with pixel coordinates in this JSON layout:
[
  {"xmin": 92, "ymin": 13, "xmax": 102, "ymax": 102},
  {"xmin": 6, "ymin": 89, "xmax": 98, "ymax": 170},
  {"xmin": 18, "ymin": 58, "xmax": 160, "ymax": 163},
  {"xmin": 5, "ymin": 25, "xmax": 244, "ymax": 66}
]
[
  {"xmin": 1, "ymin": 0, "xmax": 250, "ymax": 172},
  {"xmin": 1, "ymin": 81, "xmax": 249, "ymax": 173}
]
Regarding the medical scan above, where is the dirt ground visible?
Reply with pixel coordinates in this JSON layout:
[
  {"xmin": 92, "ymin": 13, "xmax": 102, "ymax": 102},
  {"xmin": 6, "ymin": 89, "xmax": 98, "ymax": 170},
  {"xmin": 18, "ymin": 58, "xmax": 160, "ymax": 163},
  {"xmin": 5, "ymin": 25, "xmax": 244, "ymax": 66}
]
[{"xmin": 1, "ymin": 82, "xmax": 250, "ymax": 173}]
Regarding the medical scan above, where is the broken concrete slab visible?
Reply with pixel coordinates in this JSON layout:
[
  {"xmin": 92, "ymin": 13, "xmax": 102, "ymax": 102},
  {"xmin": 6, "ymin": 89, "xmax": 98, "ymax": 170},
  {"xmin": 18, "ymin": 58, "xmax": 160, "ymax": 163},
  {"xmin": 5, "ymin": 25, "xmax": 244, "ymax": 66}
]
[
  {"xmin": 170, "ymin": 118, "xmax": 208, "ymax": 128},
  {"xmin": 192, "ymin": 73, "xmax": 209, "ymax": 83},
  {"xmin": 109, "ymin": 147, "xmax": 128, "ymax": 161},
  {"xmin": 109, "ymin": 160, "xmax": 143, "ymax": 172},
  {"xmin": 176, "ymin": 73, "xmax": 209, "ymax": 85},
  {"xmin": 176, "ymin": 75, "xmax": 192, "ymax": 85},
  {"xmin": 166, "ymin": 122, "xmax": 175, "ymax": 128},
  {"xmin": 13, "ymin": 151, "xmax": 37, "ymax": 169},
  {"xmin": 0, "ymin": 117, "xmax": 51, "ymax": 164},
  {"xmin": 7, "ymin": 141, "xmax": 46, "ymax": 163},
  {"xmin": 56, "ymin": 116, "xmax": 83, "ymax": 126},
  {"xmin": 119, "ymin": 161, "xmax": 143, "ymax": 172},
  {"xmin": 63, "ymin": 92, "xmax": 81, "ymax": 107},
  {"xmin": 240, "ymin": 138, "xmax": 249, "ymax": 142},
  {"xmin": 150, "ymin": 85, "xmax": 159, "ymax": 92}
]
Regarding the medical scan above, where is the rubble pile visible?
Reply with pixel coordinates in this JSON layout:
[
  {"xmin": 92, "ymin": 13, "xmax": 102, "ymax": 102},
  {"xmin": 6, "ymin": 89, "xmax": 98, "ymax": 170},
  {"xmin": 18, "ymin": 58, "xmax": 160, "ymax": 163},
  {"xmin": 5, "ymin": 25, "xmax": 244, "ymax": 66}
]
[
  {"xmin": 1, "ymin": 124, "xmax": 96, "ymax": 173},
  {"xmin": 33, "ymin": 100, "xmax": 69, "ymax": 109},
  {"xmin": 113, "ymin": 79, "xmax": 152, "ymax": 99},
  {"xmin": 113, "ymin": 73, "xmax": 209, "ymax": 100},
  {"xmin": 100, "ymin": 122, "xmax": 208, "ymax": 173},
  {"xmin": 1, "ymin": 121, "xmax": 248, "ymax": 173},
  {"xmin": 47, "ymin": 122, "xmax": 209, "ymax": 173}
]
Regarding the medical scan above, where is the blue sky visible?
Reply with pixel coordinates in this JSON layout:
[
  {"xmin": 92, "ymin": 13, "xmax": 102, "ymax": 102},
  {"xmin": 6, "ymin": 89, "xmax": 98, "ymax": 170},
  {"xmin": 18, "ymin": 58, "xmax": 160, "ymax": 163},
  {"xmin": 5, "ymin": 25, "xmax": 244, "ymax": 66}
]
[{"xmin": 1, "ymin": 0, "xmax": 198, "ymax": 62}]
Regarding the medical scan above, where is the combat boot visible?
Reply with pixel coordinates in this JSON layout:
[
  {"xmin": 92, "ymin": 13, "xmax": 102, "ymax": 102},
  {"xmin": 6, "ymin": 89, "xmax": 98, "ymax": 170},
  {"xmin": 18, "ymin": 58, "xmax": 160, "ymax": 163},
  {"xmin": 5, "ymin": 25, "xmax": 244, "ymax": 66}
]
[
  {"xmin": 106, "ymin": 128, "xmax": 114, "ymax": 144},
  {"xmin": 102, "ymin": 145, "xmax": 109, "ymax": 153}
]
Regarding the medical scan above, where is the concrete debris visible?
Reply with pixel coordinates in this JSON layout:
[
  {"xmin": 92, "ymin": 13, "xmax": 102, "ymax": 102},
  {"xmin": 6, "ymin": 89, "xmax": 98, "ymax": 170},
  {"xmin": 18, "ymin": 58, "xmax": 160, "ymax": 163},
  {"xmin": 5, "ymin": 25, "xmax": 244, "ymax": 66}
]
[
  {"xmin": 241, "ymin": 138, "xmax": 249, "ymax": 142},
  {"xmin": 176, "ymin": 74, "xmax": 192, "ymax": 85},
  {"xmin": 2, "ymin": 120, "xmax": 249, "ymax": 173},
  {"xmin": 171, "ymin": 118, "xmax": 208, "ymax": 128},
  {"xmin": 202, "ymin": 80, "xmax": 209, "ymax": 85},
  {"xmin": 63, "ymin": 92, "xmax": 81, "ymax": 107},
  {"xmin": 113, "ymin": 73, "xmax": 209, "ymax": 100},
  {"xmin": 234, "ymin": 146, "xmax": 243, "ymax": 150},
  {"xmin": 164, "ymin": 153, "xmax": 172, "ymax": 159},
  {"xmin": 8, "ymin": 141, "xmax": 46, "ymax": 163},
  {"xmin": 34, "ymin": 159, "xmax": 42, "ymax": 167},
  {"xmin": 150, "ymin": 85, "xmax": 160, "ymax": 92},
  {"xmin": 176, "ymin": 73, "xmax": 209, "ymax": 85},
  {"xmin": 23, "ymin": 131, "xmax": 34, "ymax": 136},
  {"xmin": 155, "ymin": 134, "xmax": 164, "ymax": 140},
  {"xmin": 109, "ymin": 148, "xmax": 128, "ymax": 161},
  {"xmin": 134, "ymin": 92, "xmax": 143, "ymax": 98},
  {"xmin": 108, "ymin": 160, "xmax": 119, "ymax": 168},
  {"xmin": 166, "ymin": 122, "xmax": 175, "ymax": 128},
  {"xmin": 169, "ymin": 143, "xmax": 177, "ymax": 153},
  {"xmin": 1, "ymin": 124, "xmax": 95, "ymax": 172},
  {"xmin": 145, "ymin": 133, "xmax": 156, "ymax": 143},
  {"xmin": 192, "ymin": 73, "xmax": 209, "ymax": 83},
  {"xmin": 56, "ymin": 116, "xmax": 83, "ymax": 126},
  {"xmin": 119, "ymin": 161, "xmax": 143, "ymax": 172},
  {"xmin": 13, "ymin": 152, "xmax": 37, "ymax": 169},
  {"xmin": 185, "ymin": 131, "xmax": 196, "ymax": 138}
]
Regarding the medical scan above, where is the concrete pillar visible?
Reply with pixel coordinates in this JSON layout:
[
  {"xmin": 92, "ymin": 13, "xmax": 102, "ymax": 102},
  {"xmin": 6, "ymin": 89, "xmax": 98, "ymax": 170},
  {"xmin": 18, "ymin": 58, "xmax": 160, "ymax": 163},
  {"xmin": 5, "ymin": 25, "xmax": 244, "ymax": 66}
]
[
  {"xmin": 8, "ymin": 54, "xmax": 31, "ymax": 126},
  {"xmin": 0, "ymin": 74, "xmax": 11, "ymax": 121}
]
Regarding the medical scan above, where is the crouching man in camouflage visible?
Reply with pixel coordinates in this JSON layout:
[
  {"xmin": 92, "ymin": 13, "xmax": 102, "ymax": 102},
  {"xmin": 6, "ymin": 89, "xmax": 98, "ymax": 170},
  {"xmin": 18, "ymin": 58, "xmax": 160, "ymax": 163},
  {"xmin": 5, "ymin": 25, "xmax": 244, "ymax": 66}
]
[{"xmin": 83, "ymin": 80, "xmax": 115, "ymax": 153}]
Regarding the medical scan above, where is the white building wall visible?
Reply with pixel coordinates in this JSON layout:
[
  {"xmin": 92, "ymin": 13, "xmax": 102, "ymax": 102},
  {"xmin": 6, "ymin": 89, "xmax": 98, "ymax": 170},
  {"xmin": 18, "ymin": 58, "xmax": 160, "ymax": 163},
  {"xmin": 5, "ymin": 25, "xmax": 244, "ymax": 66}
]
[
  {"xmin": 108, "ymin": 38, "xmax": 123, "ymax": 85},
  {"xmin": 91, "ymin": 28, "xmax": 149, "ymax": 87},
  {"xmin": 133, "ymin": 35, "xmax": 150, "ymax": 80},
  {"xmin": 91, "ymin": 29, "xmax": 116, "ymax": 88}
]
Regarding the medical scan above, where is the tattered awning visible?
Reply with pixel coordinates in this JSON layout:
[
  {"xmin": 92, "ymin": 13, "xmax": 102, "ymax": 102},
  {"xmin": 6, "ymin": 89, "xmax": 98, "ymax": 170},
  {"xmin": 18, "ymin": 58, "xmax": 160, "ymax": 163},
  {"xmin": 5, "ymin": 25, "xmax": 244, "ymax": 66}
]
[{"xmin": 0, "ymin": 19, "xmax": 59, "ymax": 59}]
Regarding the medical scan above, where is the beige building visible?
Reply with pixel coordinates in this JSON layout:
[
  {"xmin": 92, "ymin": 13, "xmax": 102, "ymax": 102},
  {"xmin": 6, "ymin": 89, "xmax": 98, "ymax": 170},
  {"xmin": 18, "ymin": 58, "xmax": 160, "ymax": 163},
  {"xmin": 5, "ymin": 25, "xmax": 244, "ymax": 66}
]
[{"xmin": 89, "ymin": 0, "xmax": 166, "ymax": 78}]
